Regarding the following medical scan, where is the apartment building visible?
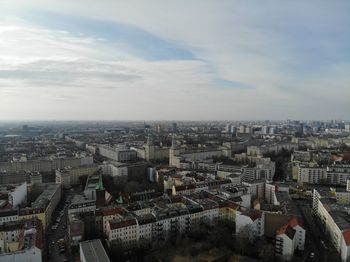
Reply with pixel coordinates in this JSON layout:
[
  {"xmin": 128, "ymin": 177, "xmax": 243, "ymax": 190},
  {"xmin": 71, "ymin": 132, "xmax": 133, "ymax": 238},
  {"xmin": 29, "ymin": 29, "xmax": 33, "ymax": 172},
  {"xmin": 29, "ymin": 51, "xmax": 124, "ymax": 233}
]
[
  {"xmin": 98, "ymin": 144, "xmax": 137, "ymax": 162},
  {"xmin": 275, "ymin": 217, "xmax": 305, "ymax": 261},
  {"xmin": 107, "ymin": 217, "xmax": 138, "ymax": 246},
  {"xmin": 298, "ymin": 166, "xmax": 327, "ymax": 184},
  {"xmin": 56, "ymin": 165, "xmax": 98, "ymax": 188},
  {"xmin": 236, "ymin": 210, "xmax": 265, "ymax": 237},
  {"xmin": 327, "ymin": 165, "xmax": 350, "ymax": 185},
  {"xmin": 0, "ymin": 182, "xmax": 27, "ymax": 208},
  {"xmin": 0, "ymin": 155, "xmax": 93, "ymax": 173},
  {"xmin": 313, "ymin": 188, "xmax": 350, "ymax": 261}
]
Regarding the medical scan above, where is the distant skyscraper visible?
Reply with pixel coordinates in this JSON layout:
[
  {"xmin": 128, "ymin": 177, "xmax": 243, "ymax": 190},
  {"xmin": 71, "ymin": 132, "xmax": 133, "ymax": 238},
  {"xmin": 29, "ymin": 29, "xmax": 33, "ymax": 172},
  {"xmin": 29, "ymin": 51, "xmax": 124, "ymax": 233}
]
[
  {"xmin": 262, "ymin": 126, "xmax": 269, "ymax": 134},
  {"xmin": 225, "ymin": 123, "xmax": 236, "ymax": 135},
  {"xmin": 300, "ymin": 123, "xmax": 304, "ymax": 136},
  {"xmin": 172, "ymin": 122, "xmax": 177, "ymax": 133},
  {"xmin": 229, "ymin": 125, "xmax": 236, "ymax": 135},
  {"xmin": 238, "ymin": 125, "xmax": 245, "ymax": 133}
]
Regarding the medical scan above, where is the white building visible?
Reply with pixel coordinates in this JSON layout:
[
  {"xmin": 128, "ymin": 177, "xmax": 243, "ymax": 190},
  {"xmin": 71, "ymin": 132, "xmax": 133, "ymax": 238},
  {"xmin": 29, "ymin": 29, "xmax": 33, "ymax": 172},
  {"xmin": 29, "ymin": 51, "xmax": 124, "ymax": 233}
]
[
  {"xmin": 243, "ymin": 180, "xmax": 265, "ymax": 200},
  {"xmin": 275, "ymin": 217, "xmax": 305, "ymax": 261},
  {"xmin": 137, "ymin": 214, "xmax": 156, "ymax": 241},
  {"xmin": 341, "ymin": 230, "xmax": 350, "ymax": 262},
  {"xmin": 327, "ymin": 165, "xmax": 350, "ymax": 185},
  {"xmin": 313, "ymin": 189, "xmax": 350, "ymax": 261},
  {"xmin": 99, "ymin": 207, "xmax": 124, "ymax": 236},
  {"xmin": 265, "ymin": 182, "xmax": 289, "ymax": 205},
  {"xmin": 6, "ymin": 182, "xmax": 27, "ymax": 208},
  {"xmin": 100, "ymin": 162, "xmax": 128, "ymax": 181},
  {"xmin": 98, "ymin": 144, "xmax": 137, "ymax": 162},
  {"xmin": 298, "ymin": 166, "xmax": 327, "ymax": 184},
  {"xmin": 107, "ymin": 217, "xmax": 138, "ymax": 246},
  {"xmin": 236, "ymin": 210, "xmax": 265, "ymax": 237}
]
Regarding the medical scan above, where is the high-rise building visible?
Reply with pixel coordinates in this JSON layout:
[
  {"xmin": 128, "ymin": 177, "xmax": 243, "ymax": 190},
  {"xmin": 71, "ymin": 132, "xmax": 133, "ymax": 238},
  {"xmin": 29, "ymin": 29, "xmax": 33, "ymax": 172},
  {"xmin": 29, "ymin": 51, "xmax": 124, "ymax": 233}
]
[{"xmin": 172, "ymin": 122, "xmax": 177, "ymax": 133}]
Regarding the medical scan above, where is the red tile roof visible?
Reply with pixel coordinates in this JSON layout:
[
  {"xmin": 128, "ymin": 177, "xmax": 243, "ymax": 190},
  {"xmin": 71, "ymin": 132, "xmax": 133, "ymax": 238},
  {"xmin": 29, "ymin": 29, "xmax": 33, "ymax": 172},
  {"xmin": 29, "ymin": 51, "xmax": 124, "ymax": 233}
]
[
  {"xmin": 288, "ymin": 216, "xmax": 303, "ymax": 229},
  {"xmin": 101, "ymin": 207, "xmax": 125, "ymax": 217},
  {"xmin": 343, "ymin": 230, "xmax": 350, "ymax": 246},
  {"xmin": 109, "ymin": 218, "xmax": 137, "ymax": 230},
  {"xmin": 243, "ymin": 210, "xmax": 262, "ymax": 221},
  {"xmin": 276, "ymin": 216, "xmax": 303, "ymax": 239},
  {"xmin": 277, "ymin": 224, "xmax": 296, "ymax": 240},
  {"xmin": 343, "ymin": 153, "xmax": 350, "ymax": 161}
]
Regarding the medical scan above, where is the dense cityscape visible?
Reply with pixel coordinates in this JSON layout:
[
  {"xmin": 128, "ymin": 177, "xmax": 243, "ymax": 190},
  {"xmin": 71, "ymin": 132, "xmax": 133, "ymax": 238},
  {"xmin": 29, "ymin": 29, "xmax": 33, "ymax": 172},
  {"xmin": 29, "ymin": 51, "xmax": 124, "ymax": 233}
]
[
  {"xmin": 0, "ymin": 121, "xmax": 349, "ymax": 261},
  {"xmin": 1, "ymin": 0, "xmax": 350, "ymax": 261}
]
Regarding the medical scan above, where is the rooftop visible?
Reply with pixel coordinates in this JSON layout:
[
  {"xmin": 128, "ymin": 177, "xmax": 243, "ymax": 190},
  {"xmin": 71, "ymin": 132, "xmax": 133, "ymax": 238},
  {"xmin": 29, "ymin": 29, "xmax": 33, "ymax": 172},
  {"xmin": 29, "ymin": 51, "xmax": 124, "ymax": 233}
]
[{"xmin": 80, "ymin": 239, "xmax": 110, "ymax": 262}]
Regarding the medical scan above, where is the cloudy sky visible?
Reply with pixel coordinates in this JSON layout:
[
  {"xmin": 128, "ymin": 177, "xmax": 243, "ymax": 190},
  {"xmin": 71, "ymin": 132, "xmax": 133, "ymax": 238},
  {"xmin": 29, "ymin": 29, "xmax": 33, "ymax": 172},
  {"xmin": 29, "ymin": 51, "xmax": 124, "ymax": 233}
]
[{"xmin": 0, "ymin": 0, "xmax": 349, "ymax": 121}]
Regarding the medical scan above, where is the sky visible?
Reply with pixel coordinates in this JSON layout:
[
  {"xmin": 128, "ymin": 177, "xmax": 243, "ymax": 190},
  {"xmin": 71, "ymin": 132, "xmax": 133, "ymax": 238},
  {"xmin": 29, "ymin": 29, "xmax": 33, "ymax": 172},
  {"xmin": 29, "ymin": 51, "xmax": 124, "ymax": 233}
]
[{"xmin": 0, "ymin": 0, "xmax": 349, "ymax": 121}]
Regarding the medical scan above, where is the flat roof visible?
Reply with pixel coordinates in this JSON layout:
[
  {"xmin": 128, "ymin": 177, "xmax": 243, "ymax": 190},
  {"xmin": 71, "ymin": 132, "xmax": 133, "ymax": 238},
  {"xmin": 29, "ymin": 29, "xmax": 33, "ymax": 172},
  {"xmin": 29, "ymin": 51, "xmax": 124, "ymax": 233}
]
[{"xmin": 80, "ymin": 239, "xmax": 110, "ymax": 262}]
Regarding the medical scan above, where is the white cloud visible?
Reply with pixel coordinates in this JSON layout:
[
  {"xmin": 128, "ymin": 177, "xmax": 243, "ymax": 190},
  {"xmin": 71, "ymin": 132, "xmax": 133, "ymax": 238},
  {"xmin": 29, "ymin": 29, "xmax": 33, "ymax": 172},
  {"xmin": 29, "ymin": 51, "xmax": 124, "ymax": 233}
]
[{"xmin": 0, "ymin": 0, "xmax": 349, "ymax": 120}]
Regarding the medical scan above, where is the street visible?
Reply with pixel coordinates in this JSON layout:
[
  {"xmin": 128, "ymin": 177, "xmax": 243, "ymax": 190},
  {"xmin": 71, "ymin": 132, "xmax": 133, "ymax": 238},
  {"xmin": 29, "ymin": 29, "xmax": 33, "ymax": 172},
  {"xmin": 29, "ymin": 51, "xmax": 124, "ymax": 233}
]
[
  {"xmin": 46, "ymin": 189, "xmax": 75, "ymax": 262},
  {"xmin": 294, "ymin": 199, "xmax": 341, "ymax": 262}
]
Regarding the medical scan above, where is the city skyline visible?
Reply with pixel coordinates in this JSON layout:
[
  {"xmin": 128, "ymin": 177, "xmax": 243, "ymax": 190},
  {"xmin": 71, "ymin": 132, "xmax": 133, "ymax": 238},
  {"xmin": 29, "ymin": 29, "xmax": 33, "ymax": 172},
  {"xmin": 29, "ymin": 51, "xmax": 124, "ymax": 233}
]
[{"xmin": 1, "ymin": 0, "xmax": 349, "ymax": 120}]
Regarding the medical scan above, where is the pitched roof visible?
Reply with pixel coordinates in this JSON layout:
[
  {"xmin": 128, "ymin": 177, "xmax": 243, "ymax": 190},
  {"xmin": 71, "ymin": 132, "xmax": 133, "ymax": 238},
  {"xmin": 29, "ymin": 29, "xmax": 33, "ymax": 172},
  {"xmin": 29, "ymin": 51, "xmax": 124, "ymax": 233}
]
[
  {"xmin": 109, "ymin": 218, "xmax": 137, "ymax": 230},
  {"xmin": 100, "ymin": 207, "xmax": 125, "ymax": 217},
  {"xmin": 288, "ymin": 216, "xmax": 303, "ymax": 229},
  {"xmin": 276, "ymin": 216, "xmax": 303, "ymax": 239},
  {"xmin": 96, "ymin": 174, "xmax": 104, "ymax": 191},
  {"xmin": 247, "ymin": 210, "xmax": 262, "ymax": 221},
  {"xmin": 277, "ymin": 224, "xmax": 296, "ymax": 240}
]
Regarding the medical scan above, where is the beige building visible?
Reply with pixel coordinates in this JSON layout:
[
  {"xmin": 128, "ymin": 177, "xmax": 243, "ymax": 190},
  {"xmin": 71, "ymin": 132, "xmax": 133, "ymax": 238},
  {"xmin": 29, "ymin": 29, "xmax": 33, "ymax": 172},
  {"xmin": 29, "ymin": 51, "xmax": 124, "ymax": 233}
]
[
  {"xmin": 56, "ymin": 165, "xmax": 98, "ymax": 188},
  {"xmin": 0, "ymin": 155, "xmax": 93, "ymax": 173}
]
